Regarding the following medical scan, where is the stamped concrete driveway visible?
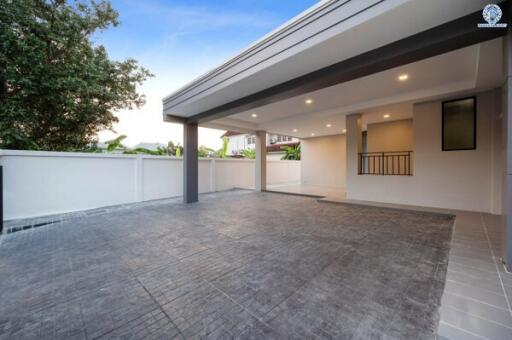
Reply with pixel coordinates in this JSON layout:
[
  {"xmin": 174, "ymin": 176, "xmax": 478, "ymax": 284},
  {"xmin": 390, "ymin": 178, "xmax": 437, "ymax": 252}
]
[{"xmin": 0, "ymin": 190, "xmax": 453, "ymax": 339}]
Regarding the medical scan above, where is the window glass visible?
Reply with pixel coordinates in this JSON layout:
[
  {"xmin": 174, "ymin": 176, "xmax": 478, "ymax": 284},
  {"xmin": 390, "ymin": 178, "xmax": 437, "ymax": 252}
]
[{"xmin": 442, "ymin": 97, "xmax": 476, "ymax": 151}]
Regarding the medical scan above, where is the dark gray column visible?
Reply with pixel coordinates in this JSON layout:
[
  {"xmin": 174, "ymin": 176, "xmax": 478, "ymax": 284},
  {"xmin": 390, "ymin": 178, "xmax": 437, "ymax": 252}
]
[{"xmin": 183, "ymin": 122, "xmax": 198, "ymax": 203}]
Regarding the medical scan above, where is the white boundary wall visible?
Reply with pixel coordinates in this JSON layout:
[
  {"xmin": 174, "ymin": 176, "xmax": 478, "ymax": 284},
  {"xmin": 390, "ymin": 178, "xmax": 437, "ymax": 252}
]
[{"xmin": 0, "ymin": 150, "xmax": 300, "ymax": 220}]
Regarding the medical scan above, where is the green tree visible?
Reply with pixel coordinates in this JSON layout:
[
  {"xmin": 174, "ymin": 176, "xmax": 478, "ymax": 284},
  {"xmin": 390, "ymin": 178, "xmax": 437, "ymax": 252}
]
[
  {"xmin": 241, "ymin": 148, "xmax": 256, "ymax": 159},
  {"xmin": 0, "ymin": 0, "xmax": 153, "ymax": 151},
  {"xmin": 167, "ymin": 141, "xmax": 183, "ymax": 157},
  {"xmin": 281, "ymin": 144, "xmax": 301, "ymax": 160},
  {"xmin": 198, "ymin": 146, "xmax": 215, "ymax": 158},
  {"xmin": 214, "ymin": 136, "xmax": 229, "ymax": 158},
  {"xmin": 123, "ymin": 147, "xmax": 162, "ymax": 155},
  {"xmin": 105, "ymin": 134, "xmax": 127, "ymax": 152}
]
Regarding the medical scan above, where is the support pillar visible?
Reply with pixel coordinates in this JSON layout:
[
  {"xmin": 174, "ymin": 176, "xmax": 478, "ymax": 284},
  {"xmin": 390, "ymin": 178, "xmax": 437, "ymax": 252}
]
[
  {"xmin": 255, "ymin": 130, "xmax": 267, "ymax": 191},
  {"xmin": 183, "ymin": 122, "xmax": 198, "ymax": 203},
  {"xmin": 345, "ymin": 114, "xmax": 362, "ymax": 200},
  {"xmin": 503, "ymin": 24, "xmax": 512, "ymax": 270}
]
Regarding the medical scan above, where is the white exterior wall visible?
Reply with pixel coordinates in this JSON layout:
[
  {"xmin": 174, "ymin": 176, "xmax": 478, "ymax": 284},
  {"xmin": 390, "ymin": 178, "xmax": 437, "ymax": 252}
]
[
  {"xmin": 301, "ymin": 134, "xmax": 346, "ymax": 190},
  {"xmin": 226, "ymin": 134, "xmax": 250, "ymax": 156},
  {"xmin": 346, "ymin": 89, "xmax": 503, "ymax": 213},
  {"xmin": 0, "ymin": 151, "xmax": 300, "ymax": 220},
  {"xmin": 367, "ymin": 119, "xmax": 413, "ymax": 152},
  {"xmin": 267, "ymin": 160, "xmax": 301, "ymax": 186},
  {"xmin": 226, "ymin": 134, "xmax": 299, "ymax": 156}
]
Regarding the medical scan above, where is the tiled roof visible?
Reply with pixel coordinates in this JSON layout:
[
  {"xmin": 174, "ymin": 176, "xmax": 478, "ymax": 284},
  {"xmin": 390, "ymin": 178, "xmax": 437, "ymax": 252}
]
[{"xmin": 221, "ymin": 131, "xmax": 244, "ymax": 138}]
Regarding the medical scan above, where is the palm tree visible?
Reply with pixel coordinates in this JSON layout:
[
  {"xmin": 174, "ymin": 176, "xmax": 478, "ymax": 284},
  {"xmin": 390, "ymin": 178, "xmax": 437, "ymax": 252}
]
[
  {"xmin": 241, "ymin": 148, "xmax": 256, "ymax": 159},
  {"xmin": 123, "ymin": 147, "xmax": 164, "ymax": 155},
  {"xmin": 105, "ymin": 135, "xmax": 128, "ymax": 152},
  {"xmin": 215, "ymin": 137, "xmax": 229, "ymax": 158},
  {"xmin": 281, "ymin": 144, "xmax": 301, "ymax": 160}
]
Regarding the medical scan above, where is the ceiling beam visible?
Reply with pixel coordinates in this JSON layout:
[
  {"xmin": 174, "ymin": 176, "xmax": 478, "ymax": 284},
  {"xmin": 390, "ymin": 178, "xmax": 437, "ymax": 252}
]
[{"xmin": 182, "ymin": 1, "xmax": 508, "ymax": 124}]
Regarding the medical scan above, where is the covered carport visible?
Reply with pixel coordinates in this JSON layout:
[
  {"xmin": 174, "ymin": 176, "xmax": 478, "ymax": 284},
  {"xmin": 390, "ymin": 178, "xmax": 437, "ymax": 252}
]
[{"xmin": 162, "ymin": 0, "xmax": 511, "ymax": 270}]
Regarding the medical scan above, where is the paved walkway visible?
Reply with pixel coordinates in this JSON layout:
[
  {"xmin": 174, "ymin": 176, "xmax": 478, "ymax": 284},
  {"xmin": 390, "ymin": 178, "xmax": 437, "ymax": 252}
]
[
  {"xmin": 437, "ymin": 212, "xmax": 512, "ymax": 340},
  {"xmin": 0, "ymin": 191, "xmax": 454, "ymax": 339}
]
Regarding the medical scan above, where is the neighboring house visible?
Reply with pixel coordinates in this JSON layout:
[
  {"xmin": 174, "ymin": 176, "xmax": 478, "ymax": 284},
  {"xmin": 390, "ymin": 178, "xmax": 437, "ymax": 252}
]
[
  {"xmin": 95, "ymin": 142, "xmax": 166, "ymax": 153},
  {"xmin": 132, "ymin": 142, "xmax": 166, "ymax": 151},
  {"xmin": 222, "ymin": 131, "xmax": 299, "ymax": 160}
]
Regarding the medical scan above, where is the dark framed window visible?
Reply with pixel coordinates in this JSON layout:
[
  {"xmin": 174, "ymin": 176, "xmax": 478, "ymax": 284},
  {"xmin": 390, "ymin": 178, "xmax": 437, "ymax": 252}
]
[{"xmin": 442, "ymin": 96, "xmax": 476, "ymax": 151}]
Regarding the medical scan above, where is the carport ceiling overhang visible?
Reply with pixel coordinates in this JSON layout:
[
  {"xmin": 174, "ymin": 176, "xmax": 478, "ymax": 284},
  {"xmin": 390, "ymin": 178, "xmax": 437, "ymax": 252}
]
[
  {"xmin": 162, "ymin": 0, "xmax": 508, "ymax": 133},
  {"xmin": 205, "ymin": 38, "xmax": 502, "ymax": 138}
]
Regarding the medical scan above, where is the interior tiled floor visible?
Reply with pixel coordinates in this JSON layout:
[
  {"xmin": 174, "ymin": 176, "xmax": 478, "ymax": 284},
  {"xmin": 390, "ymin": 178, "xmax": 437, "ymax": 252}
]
[{"xmin": 0, "ymin": 190, "xmax": 453, "ymax": 339}]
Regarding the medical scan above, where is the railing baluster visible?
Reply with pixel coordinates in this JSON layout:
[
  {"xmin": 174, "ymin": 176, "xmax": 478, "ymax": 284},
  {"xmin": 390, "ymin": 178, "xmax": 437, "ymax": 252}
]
[
  {"xmin": 381, "ymin": 152, "xmax": 384, "ymax": 175},
  {"xmin": 358, "ymin": 151, "xmax": 413, "ymax": 176},
  {"xmin": 408, "ymin": 151, "xmax": 411, "ymax": 176}
]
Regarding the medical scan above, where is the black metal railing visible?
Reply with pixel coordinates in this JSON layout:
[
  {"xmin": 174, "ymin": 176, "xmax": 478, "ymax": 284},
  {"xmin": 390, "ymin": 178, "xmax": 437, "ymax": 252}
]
[{"xmin": 358, "ymin": 151, "xmax": 413, "ymax": 176}]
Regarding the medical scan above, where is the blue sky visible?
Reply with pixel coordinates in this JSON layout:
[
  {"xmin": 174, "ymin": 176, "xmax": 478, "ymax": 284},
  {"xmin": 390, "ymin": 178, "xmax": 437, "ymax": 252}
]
[{"xmin": 95, "ymin": 0, "xmax": 318, "ymax": 148}]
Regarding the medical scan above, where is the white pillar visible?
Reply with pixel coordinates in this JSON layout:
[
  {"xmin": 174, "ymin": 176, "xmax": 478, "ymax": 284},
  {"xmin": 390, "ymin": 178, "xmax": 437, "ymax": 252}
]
[
  {"xmin": 345, "ymin": 114, "xmax": 362, "ymax": 199},
  {"xmin": 255, "ymin": 130, "xmax": 267, "ymax": 191}
]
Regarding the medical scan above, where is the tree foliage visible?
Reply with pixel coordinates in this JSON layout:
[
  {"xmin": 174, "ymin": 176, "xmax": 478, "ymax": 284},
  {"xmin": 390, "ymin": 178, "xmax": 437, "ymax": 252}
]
[
  {"xmin": 102, "ymin": 136, "xmax": 183, "ymax": 156},
  {"xmin": 0, "ymin": 0, "xmax": 153, "ymax": 151},
  {"xmin": 281, "ymin": 144, "xmax": 300, "ymax": 160},
  {"xmin": 167, "ymin": 141, "xmax": 183, "ymax": 157},
  {"xmin": 198, "ymin": 145, "xmax": 215, "ymax": 158},
  {"xmin": 105, "ymin": 134, "xmax": 126, "ymax": 152},
  {"xmin": 214, "ymin": 136, "xmax": 228, "ymax": 158},
  {"xmin": 241, "ymin": 148, "xmax": 255, "ymax": 159}
]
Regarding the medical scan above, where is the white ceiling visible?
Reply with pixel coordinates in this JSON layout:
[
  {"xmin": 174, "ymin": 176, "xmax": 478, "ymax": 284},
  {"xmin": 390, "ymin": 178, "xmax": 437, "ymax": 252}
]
[{"xmin": 204, "ymin": 38, "xmax": 503, "ymax": 138}]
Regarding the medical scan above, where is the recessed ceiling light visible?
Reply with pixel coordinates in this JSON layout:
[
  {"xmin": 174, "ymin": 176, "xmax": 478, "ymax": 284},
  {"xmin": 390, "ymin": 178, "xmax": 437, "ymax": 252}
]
[
  {"xmin": 311, "ymin": 132, "xmax": 315, "ymax": 136},
  {"xmin": 383, "ymin": 114, "xmax": 390, "ymax": 118},
  {"xmin": 398, "ymin": 74, "xmax": 409, "ymax": 81},
  {"xmin": 292, "ymin": 128, "xmax": 298, "ymax": 133},
  {"xmin": 326, "ymin": 123, "xmax": 332, "ymax": 128},
  {"xmin": 305, "ymin": 99, "xmax": 313, "ymax": 105},
  {"xmin": 342, "ymin": 129, "xmax": 347, "ymax": 133},
  {"xmin": 251, "ymin": 113, "xmax": 258, "ymax": 118}
]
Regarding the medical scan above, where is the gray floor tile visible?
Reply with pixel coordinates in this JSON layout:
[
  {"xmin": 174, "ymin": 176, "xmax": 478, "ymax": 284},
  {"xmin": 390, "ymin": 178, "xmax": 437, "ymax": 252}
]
[
  {"xmin": 448, "ymin": 261, "xmax": 500, "ymax": 279},
  {"xmin": 500, "ymin": 272, "xmax": 512, "ymax": 287},
  {"xmin": 437, "ymin": 321, "xmax": 487, "ymax": 340},
  {"xmin": 448, "ymin": 248, "xmax": 495, "ymax": 264},
  {"xmin": 440, "ymin": 305, "xmax": 512, "ymax": 340},
  {"xmin": 444, "ymin": 281, "xmax": 508, "ymax": 310},
  {"xmin": 447, "ymin": 270, "xmax": 503, "ymax": 294},
  {"xmin": 448, "ymin": 255, "xmax": 499, "ymax": 273},
  {"xmin": 442, "ymin": 292, "xmax": 512, "ymax": 327}
]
